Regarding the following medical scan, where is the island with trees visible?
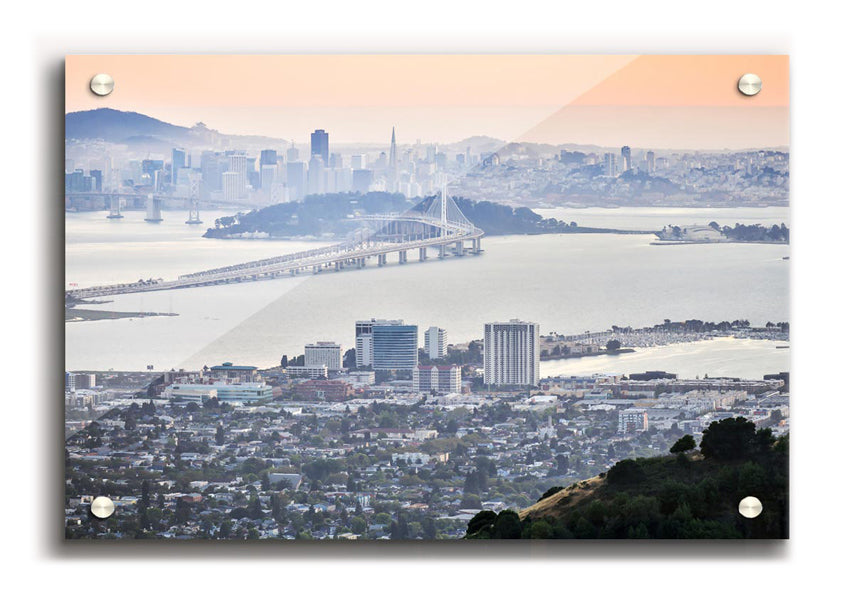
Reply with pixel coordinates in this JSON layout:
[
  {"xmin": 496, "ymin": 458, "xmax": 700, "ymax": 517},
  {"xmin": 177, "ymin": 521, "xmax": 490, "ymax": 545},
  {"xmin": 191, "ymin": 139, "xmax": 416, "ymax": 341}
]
[
  {"xmin": 655, "ymin": 222, "xmax": 789, "ymax": 244},
  {"xmin": 202, "ymin": 192, "xmax": 649, "ymax": 240}
]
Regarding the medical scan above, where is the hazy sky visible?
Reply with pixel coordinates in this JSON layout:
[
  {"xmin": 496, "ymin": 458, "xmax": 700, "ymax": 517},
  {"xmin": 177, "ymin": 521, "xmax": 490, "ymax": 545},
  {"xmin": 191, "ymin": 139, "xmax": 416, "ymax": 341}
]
[{"xmin": 66, "ymin": 54, "xmax": 788, "ymax": 149}]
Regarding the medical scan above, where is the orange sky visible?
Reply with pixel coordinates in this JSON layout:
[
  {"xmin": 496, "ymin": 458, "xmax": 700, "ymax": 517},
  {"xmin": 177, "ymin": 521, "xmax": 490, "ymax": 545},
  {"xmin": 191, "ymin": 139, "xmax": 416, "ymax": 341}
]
[{"xmin": 66, "ymin": 55, "xmax": 788, "ymax": 148}]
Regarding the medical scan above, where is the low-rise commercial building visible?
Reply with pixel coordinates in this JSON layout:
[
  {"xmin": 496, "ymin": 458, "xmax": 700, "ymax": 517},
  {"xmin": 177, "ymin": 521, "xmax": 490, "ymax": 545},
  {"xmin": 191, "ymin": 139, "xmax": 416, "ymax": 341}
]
[
  {"xmin": 413, "ymin": 365, "xmax": 461, "ymax": 393},
  {"xmin": 208, "ymin": 363, "xmax": 259, "ymax": 382},
  {"xmin": 293, "ymin": 379, "xmax": 354, "ymax": 402},
  {"xmin": 163, "ymin": 381, "xmax": 273, "ymax": 403},
  {"xmin": 285, "ymin": 365, "xmax": 329, "ymax": 379}
]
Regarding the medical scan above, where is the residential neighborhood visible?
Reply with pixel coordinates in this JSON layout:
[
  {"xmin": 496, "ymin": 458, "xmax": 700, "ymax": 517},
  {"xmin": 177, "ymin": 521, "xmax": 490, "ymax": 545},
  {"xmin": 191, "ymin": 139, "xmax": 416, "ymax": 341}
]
[{"xmin": 65, "ymin": 346, "xmax": 789, "ymax": 539}]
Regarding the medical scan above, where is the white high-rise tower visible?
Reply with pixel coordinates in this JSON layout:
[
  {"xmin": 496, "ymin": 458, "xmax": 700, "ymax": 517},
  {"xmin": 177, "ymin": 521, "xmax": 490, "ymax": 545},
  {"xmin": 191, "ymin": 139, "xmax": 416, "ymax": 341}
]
[
  {"xmin": 484, "ymin": 320, "xmax": 540, "ymax": 386},
  {"xmin": 424, "ymin": 327, "xmax": 447, "ymax": 360}
]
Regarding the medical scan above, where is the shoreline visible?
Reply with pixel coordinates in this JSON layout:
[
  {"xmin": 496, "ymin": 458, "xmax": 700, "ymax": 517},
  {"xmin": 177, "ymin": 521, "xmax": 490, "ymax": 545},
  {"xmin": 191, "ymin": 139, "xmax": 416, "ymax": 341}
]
[
  {"xmin": 540, "ymin": 348, "xmax": 635, "ymax": 362},
  {"xmin": 66, "ymin": 308, "xmax": 178, "ymax": 323},
  {"xmin": 651, "ymin": 239, "xmax": 789, "ymax": 246},
  {"xmin": 204, "ymin": 226, "xmax": 658, "ymax": 241},
  {"xmin": 66, "ymin": 336, "xmax": 789, "ymax": 376}
]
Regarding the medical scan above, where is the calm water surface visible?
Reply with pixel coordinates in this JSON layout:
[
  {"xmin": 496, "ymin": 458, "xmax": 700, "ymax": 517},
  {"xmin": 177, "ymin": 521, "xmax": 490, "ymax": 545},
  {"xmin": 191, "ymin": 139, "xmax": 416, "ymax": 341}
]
[
  {"xmin": 65, "ymin": 209, "xmax": 790, "ymax": 375},
  {"xmin": 540, "ymin": 338, "xmax": 789, "ymax": 380}
]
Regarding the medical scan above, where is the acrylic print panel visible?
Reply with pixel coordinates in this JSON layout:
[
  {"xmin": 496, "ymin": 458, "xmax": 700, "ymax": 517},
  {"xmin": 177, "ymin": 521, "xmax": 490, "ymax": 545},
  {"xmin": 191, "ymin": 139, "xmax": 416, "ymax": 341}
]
[{"xmin": 64, "ymin": 55, "xmax": 789, "ymax": 540}]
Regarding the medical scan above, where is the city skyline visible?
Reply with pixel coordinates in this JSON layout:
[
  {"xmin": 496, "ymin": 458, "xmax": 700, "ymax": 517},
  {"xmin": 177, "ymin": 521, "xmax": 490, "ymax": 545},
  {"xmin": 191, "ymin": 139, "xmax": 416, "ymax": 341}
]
[{"xmin": 65, "ymin": 105, "xmax": 791, "ymax": 154}]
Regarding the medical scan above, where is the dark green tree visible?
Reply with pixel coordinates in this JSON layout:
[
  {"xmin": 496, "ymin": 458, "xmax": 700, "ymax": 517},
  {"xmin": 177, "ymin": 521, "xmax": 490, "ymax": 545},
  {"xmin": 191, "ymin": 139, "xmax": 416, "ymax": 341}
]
[
  {"xmin": 248, "ymin": 496, "xmax": 263, "ymax": 520},
  {"xmin": 670, "ymin": 434, "xmax": 696, "ymax": 454},
  {"xmin": 465, "ymin": 510, "xmax": 497, "ymax": 538},
  {"xmin": 491, "ymin": 510, "xmax": 522, "ymax": 539},
  {"xmin": 700, "ymin": 417, "xmax": 773, "ymax": 460},
  {"xmin": 606, "ymin": 459, "xmax": 646, "ymax": 485},
  {"xmin": 526, "ymin": 520, "xmax": 554, "ymax": 539},
  {"xmin": 537, "ymin": 486, "xmax": 564, "ymax": 502},
  {"xmin": 349, "ymin": 516, "xmax": 367, "ymax": 535},
  {"xmin": 139, "ymin": 479, "xmax": 151, "ymax": 508},
  {"xmin": 422, "ymin": 517, "xmax": 437, "ymax": 540}
]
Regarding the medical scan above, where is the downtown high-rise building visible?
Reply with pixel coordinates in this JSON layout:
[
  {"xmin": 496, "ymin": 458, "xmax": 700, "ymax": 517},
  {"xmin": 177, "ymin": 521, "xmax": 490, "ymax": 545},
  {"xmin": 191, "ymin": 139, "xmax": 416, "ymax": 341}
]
[
  {"xmin": 352, "ymin": 169, "xmax": 373, "ymax": 194},
  {"xmin": 484, "ymin": 320, "xmax": 540, "ymax": 387},
  {"xmin": 355, "ymin": 319, "xmax": 417, "ymax": 371},
  {"xmin": 89, "ymin": 170, "xmax": 102, "ymax": 192},
  {"xmin": 424, "ymin": 326, "xmax": 447, "ymax": 360},
  {"xmin": 171, "ymin": 148, "xmax": 186, "ymax": 184},
  {"xmin": 260, "ymin": 149, "xmax": 278, "ymax": 167},
  {"xmin": 286, "ymin": 143, "xmax": 299, "ymax": 162},
  {"xmin": 645, "ymin": 150, "xmax": 656, "ymax": 174},
  {"xmin": 141, "ymin": 159, "xmax": 165, "ymax": 190},
  {"xmin": 221, "ymin": 172, "xmax": 242, "ymax": 203},
  {"xmin": 246, "ymin": 155, "xmax": 259, "ymax": 190},
  {"xmin": 226, "ymin": 153, "xmax": 248, "ymax": 198},
  {"xmin": 603, "ymin": 152, "xmax": 618, "ymax": 177},
  {"xmin": 620, "ymin": 145, "xmax": 632, "ymax": 172},
  {"xmin": 200, "ymin": 151, "xmax": 223, "ymax": 197},
  {"xmin": 311, "ymin": 129, "xmax": 329, "ymax": 166},
  {"xmin": 308, "ymin": 154, "xmax": 326, "ymax": 195},
  {"xmin": 355, "ymin": 320, "xmax": 375, "ymax": 368},
  {"xmin": 286, "ymin": 161, "xmax": 306, "ymax": 201},
  {"xmin": 260, "ymin": 164, "xmax": 277, "ymax": 191},
  {"xmin": 389, "ymin": 127, "xmax": 398, "ymax": 167},
  {"xmin": 373, "ymin": 322, "xmax": 418, "ymax": 371}
]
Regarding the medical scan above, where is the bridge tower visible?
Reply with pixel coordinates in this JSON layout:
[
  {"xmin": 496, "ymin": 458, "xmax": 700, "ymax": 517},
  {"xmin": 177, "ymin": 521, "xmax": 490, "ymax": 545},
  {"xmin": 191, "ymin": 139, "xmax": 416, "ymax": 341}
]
[
  {"xmin": 106, "ymin": 193, "xmax": 124, "ymax": 219},
  {"xmin": 185, "ymin": 181, "xmax": 202, "ymax": 224},
  {"xmin": 440, "ymin": 180, "xmax": 449, "ymax": 236},
  {"xmin": 435, "ymin": 178, "xmax": 450, "ymax": 257},
  {"xmin": 144, "ymin": 194, "xmax": 164, "ymax": 223}
]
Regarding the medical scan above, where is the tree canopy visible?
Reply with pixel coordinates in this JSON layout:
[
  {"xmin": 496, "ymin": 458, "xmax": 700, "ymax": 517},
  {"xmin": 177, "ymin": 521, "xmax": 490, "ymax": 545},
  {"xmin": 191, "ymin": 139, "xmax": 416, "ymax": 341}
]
[
  {"xmin": 670, "ymin": 435, "xmax": 696, "ymax": 454},
  {"xmin": 700, "ymin": 417, "xmax": 774, "ymax": 460}
]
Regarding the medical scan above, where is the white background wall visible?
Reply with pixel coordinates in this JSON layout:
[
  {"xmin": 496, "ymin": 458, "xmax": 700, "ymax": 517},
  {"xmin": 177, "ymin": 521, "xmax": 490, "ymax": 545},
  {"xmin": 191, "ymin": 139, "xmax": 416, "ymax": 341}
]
[{"xmin": 3, "ymin": 1, "xmax": 846, "ymax": 597}]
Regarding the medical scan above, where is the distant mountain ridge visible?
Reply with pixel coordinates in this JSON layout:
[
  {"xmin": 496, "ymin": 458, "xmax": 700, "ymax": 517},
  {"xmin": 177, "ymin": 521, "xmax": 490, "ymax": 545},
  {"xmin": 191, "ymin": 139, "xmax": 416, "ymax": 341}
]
[
  {"xmin": 65, "ymin": 108, "xmax": 284, "ymax": 152},
  {"xmin": 65, "ymin": 108, "xmax": 191, "ymax": 144}
]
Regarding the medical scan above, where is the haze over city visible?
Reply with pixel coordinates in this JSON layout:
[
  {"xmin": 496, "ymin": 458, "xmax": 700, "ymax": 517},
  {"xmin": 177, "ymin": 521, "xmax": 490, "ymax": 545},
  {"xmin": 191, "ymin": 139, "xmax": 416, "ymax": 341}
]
[{"xmin": 66, "ymin": 55, "xmax": 789, "ymax": 149}]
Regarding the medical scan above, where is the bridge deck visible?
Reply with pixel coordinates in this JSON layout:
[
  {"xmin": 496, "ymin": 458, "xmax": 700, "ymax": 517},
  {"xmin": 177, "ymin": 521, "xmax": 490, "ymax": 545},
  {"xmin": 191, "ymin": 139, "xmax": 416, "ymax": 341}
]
[{"xmin": 69, "ymin": 213, "xmax": 483, "ymax": 299}]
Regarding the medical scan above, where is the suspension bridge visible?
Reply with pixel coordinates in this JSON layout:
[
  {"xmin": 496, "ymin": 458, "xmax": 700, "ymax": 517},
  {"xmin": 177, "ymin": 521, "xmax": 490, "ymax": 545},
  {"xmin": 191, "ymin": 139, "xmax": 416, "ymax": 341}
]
[
  {"xmin": 66, "ymin": 186, "xmax": 484, "ymax": 300},
  {"xmin": 66, "ymin": 180, "xmax": 214, "ymax": 224}
]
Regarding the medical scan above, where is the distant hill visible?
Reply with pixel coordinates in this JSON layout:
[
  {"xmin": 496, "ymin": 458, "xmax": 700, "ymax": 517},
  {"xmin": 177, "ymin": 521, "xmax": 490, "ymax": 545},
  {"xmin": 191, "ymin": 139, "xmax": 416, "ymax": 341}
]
[
  {"xmin": 446, "ymin": 135, "xmax": 507, "ymax": 155},
  {"xmin": 64, "ymin": 110, "xmax": 511, "ymax": 151},
  {"xmin": 464, "ymin": 418, "xmax": 789, "ymax": 539},
  {"xmin": 65, "ymin": 108, "xmax": 191, "ymax": 144},
  {"xmin": 65, "ymin": 108, "xmax": 312, "ymax": 151}
]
